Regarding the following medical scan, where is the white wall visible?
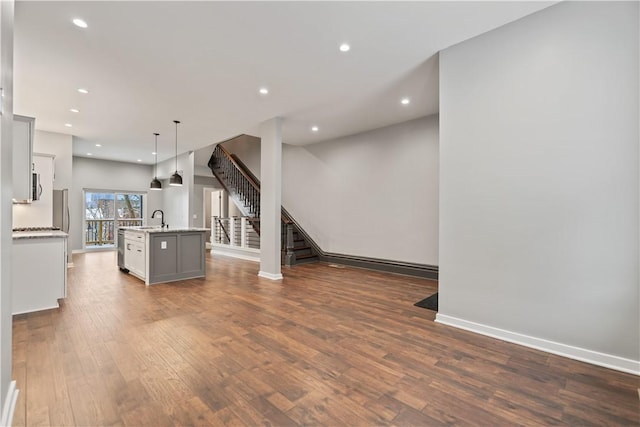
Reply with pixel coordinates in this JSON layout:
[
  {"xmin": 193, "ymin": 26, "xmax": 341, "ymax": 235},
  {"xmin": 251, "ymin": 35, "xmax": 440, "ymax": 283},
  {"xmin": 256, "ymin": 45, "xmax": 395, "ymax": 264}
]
[
  {"xmin": 0, "ymin": 0, "xmax": 14, "ymax": 419},
  {"xmin": 438, "ymin": 1, "xmax": 639, "ymax": 371},
  {"xmin": 224, "ymin": 115, "xmax": 440, "ymax": 265},
  {"xmin": 71, "ymin": 157, "xmax": 162, "ymax": 251},
  {"xmin": 192, "ymin": 175, "xmax": 220, "ymax": 242},
  {"xmin": 226, "ymin": 134, "xmax": 261, "ymax": 176},
  {"xmin": 156, "ymin": 151, "xmax": 194, "ymax": 229}
]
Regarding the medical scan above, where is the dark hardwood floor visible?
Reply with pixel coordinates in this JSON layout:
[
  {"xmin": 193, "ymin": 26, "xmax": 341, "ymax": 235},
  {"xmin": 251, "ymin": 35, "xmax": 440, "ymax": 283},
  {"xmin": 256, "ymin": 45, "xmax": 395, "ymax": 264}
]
[{"xmin": 12, "ymin": 251, "xmax": 640, "ymax": 426}]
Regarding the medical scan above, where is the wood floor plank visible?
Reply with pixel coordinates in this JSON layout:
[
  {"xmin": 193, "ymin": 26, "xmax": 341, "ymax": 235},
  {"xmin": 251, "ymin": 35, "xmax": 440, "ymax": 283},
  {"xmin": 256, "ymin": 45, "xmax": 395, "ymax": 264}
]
[{"xmin": 11, "ymin": 251, "xmax": 640, "ymax": 426}]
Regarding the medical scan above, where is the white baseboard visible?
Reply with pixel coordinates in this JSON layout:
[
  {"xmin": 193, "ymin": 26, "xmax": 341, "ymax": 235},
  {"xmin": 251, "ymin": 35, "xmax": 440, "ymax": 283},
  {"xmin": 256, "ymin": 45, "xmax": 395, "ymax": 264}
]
[
  {"xmin": 211, "ymin": 245, "xmax": 260, "ymax": 262},
  {"xmin": 258, "ymin": 271, "xmax": 283, "ymax": 281},
  {"xmin": 0, "ymin": 380, "xmax": 19, "ymax": 427},
  {"xmin": 435, "ymin": 314, "xmax": 640, "ymax": 376},
  {"xmin": 12, "ymin": 302, "xmax": 60, "ymax": 316}
]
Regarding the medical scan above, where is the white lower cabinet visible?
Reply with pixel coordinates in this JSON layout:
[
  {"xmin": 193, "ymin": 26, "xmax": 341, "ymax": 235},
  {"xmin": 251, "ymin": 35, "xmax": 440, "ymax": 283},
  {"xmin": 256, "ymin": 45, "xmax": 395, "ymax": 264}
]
[
  {"xmin": 124, "ymin": 231, "xmax": 146, "ymax": 280},
  {"xmin": 13, "ymin": 235, "xmax": 67, "ymax": 314}
]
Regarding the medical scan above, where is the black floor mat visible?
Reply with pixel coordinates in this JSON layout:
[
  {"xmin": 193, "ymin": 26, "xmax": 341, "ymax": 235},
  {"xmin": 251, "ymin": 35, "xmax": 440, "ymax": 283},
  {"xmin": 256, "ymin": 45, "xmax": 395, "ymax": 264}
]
[{"xmin": 414, "ymin": 293, "xmax": 438, "ymax": 311}]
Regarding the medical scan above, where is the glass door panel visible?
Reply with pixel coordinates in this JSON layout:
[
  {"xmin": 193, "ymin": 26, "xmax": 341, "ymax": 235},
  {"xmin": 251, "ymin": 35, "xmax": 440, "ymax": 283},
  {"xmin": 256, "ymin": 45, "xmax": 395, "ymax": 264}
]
[{"xmin": 85, "ymin": 192, "xmax": 115, "ymax": 247}]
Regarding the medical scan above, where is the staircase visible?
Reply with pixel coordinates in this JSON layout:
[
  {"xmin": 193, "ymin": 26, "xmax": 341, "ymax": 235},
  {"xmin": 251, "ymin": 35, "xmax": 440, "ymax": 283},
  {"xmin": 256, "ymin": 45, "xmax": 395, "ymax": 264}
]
[{"xmin": 208, "ymin": 144, "xmax": 319, "ymax": 265}]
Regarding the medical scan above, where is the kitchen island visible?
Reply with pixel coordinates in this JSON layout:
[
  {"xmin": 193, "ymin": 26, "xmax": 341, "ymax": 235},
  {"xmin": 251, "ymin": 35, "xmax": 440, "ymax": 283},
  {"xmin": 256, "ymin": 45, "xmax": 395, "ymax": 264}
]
[
  {"xmin": 119, "ymin": 227, "xmax": 208, "ymax": 285},
  {"xmin": 12, "ymin": 230, "xmax": 68, "ymax": 314}
]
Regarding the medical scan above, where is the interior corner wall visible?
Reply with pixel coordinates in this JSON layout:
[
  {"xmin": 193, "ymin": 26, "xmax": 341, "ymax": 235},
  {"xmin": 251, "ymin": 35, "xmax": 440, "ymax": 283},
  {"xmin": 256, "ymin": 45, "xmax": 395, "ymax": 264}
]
[
  {"xmin": 438, "ymin": 1, "xmax": 639, "ymax": 370},
  {"xmin": 223, "ymin": 134, "xmax": 262, "ymax": 177},
  {"xmin": 285, "ymin": 116, "xmax": 439, "ymax": 264},
  {"xmin": 71, "ymin": 157, "xmax": 162, "ymax": 251},
  {"xmin": 156, "ymin": 152, "xmax": 193, "ymax": 229},
  {"xmin": 192, "ymin": 175, "xmax": 220, "ymax": 228},
  {"xmin": 33, "ymin": 130, "xmax": 73, "ymax": 251},
  {"xmin": 224, "ymin": 116, "xmax": 439, "ymax": 265}
]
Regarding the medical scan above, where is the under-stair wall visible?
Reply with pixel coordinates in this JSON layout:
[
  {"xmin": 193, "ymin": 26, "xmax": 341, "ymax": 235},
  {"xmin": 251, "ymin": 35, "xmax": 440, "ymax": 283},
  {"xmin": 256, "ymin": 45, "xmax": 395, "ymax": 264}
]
[{"xmin": 215, "ymin": 116, "xmax": 440, "ymax": 278}]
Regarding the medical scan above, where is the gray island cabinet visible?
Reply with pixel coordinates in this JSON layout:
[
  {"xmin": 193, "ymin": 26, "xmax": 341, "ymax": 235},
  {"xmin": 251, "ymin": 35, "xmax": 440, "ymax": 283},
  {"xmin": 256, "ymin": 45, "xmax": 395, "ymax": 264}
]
[{"xmin": 120, "ymin": 227, "xmax": 208, "ymax": 285}]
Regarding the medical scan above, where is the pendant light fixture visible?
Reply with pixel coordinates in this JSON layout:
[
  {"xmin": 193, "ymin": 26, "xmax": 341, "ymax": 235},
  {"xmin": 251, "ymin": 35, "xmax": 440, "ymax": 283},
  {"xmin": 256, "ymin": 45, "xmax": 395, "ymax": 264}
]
[
  {"xmin": 150, "ymin": 133, "xmax": 162, "ymax": 190},
  {"xmin": 169, "ymin": 120, "xmax": 183, "ymax": 186}
]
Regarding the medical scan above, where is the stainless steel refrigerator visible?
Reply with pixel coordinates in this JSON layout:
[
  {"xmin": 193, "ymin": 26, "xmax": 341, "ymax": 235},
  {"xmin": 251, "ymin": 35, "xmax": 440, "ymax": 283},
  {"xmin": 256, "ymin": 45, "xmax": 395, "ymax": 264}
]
[{"xmin": 53, "ymin": 189, "xmax": 72, "ymax": 263}]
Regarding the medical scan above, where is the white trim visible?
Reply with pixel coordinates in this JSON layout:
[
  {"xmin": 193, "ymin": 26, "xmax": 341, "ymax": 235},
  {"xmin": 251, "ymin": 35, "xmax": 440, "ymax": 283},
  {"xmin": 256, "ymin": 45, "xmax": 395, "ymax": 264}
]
[
  {"xmin": 258, "ymin": 271, "xmax": 283, "ymax": 281},
  {"xmin": 211, "ymin": 245, "xmax": 260, "ymax": 262},
  {"xmin": 0, "ymin": 381, "xmax": 19, "ymax": 427},
  {"xmin": 435, "ymin": 314, "xmax": 640, "ymax": 376},
  {"xmin": 12, "ymin": 303, "xmax": 60, "ymax": 316},
  {"xmin": 72, "ymin": 247, "xmax": 118, "ymax": 254}
]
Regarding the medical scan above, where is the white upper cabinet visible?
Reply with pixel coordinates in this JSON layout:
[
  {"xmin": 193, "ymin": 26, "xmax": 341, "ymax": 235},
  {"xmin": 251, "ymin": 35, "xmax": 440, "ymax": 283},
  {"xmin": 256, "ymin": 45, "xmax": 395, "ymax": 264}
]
[
  {"xmin": 12, "ymin": 115, "xmax": 35, "ymax": 203},
  {"xmin": 12, "ymin": 154, "xmax": 55, "ymax": 228}
]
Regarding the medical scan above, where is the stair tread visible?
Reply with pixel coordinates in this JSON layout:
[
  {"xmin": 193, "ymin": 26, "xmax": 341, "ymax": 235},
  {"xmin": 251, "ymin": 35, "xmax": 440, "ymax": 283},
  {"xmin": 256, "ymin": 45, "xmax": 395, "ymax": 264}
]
[
  {"xmin": 296, "ymin": 254, "xmax": 318, "ymax": 260},
  {"xmin": 293, "ymin": 246, "xmax": 311, "ymax": 251}
]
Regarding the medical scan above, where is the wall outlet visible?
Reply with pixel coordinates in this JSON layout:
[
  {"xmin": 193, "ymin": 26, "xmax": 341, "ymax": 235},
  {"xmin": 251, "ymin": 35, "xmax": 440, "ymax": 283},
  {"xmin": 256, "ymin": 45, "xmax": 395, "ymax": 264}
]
[
  {"xmin": 161, "ymin": 241, "xmax": 167, "ymax": 249},
  {"xmin": 193, "ymin": 214, "xmax": 197, "ymax": 219}
]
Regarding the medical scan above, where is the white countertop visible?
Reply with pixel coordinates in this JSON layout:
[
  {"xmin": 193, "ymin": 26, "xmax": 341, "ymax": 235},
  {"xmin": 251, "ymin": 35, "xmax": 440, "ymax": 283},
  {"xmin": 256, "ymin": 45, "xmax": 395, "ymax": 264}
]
[
  {"xmin": 120, "ymin": 226, "xmax": 209, "ymax": 234},
  {"xmin": 13, "ymin": 230, "xmax": 69, "ymax": 240}
]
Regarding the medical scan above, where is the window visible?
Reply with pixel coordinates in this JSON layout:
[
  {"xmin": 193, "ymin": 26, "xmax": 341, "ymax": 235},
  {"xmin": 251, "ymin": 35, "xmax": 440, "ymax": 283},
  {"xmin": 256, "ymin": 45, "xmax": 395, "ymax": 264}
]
[{"xmin": 84, "ymin": 191, "xmax": 145, "ymax": 248}]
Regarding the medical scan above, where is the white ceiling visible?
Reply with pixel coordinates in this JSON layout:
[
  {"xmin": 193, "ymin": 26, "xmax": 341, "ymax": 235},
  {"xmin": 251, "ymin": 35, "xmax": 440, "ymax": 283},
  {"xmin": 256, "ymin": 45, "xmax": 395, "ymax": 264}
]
[{"xmin": 14, "ymin": 1, "xmax": 554, "ymax": 165}]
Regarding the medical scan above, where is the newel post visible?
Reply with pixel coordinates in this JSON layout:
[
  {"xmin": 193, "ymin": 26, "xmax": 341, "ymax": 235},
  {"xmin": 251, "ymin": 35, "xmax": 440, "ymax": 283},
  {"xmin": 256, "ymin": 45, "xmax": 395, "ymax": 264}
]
[
  {"xmin": 229, "ymin": 218, "xmax": 236, "ymax": 247},
  {"xmin": 284, "ymin": 222, "xmax": 296, "ymax": 266},
  {"xmin": 240, "ymin": 217, "xmax": 247, "ymax": 248}
]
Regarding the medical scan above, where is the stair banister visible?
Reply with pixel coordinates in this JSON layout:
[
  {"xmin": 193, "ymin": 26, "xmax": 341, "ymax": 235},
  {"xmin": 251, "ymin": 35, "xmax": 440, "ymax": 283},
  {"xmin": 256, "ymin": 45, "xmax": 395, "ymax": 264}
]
[
  {"xmin": 209, "ymin": 142, "xmax": 317, "ymax": 265},
  {"xmin": 213, "ymin": 144, "xmax": 261, "ymax": 192},
  {"xmin": 214, "ymin": 216, "xmax": 231, "ymax": 243}
]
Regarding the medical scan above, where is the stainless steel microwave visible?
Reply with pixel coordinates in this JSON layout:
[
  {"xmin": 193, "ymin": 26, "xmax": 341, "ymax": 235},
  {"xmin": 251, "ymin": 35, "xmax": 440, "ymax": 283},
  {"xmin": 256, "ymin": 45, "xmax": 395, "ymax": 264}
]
[{"xmin": 32, "ymin": 172, "xmax": 41, "ymax": 201}]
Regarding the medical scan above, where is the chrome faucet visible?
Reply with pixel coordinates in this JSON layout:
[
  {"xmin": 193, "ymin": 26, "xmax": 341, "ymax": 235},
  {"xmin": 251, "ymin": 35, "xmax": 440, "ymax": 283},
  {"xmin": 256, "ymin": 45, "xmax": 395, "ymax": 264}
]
[{"xmin": 151, "ymin": 209, "xmax": 165, "ymax": 228}]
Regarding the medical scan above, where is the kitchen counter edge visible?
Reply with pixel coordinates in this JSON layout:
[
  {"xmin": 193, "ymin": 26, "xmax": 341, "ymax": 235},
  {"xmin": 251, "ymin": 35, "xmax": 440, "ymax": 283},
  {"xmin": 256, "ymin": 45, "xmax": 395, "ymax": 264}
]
[
  {"xmin": 13, "ymin": 230, "xmax": 69, "ymax": 240},
  {"xmin": 120, "ymin": 227, "xmax": 209, "ymax": 234}
]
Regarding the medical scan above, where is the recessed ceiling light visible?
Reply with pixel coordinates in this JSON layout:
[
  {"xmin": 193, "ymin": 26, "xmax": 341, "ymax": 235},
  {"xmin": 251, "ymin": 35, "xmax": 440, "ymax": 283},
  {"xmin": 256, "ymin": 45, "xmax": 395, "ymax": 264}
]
[
  {"xmin": 72, "ymin": 18, "xmax": 88, "ymax": 28},
  {"xmin": 64, "ymin": 123, "xmax": 72, "ymax": 127},
  {"xmin": 311, "ymin": 126, "xmax": 319, "ymax": 132},
  {"xmin": 87, "ymin": 153, "xmax": 92, "ymax": 156},
  {"xmin": 259, "ymin": 87, "xmax": 269, "ymax": 95},
  {"xmin": 95, "ymin": 144, "xmax": 101, "ymax": 147},
  {"xmin": 151, "ymin": 151, "xmax": 157, "ymax": 155},
  {"xmin": 77, "ymin": 88, "xmax": 89, "ymax": 94},
  {"xmin": 339, "ymin": 43, "xmax": 350, "ymax": 52},
  {"xmin": 401, "ymin": 97, "xmax": 410, "ymax": 105},
  {"xmin": 70, "ymin": 108, "xmax": 79, "ymax": 113},
  {"xmin": 137, "ymin": 159, "xmax": 142, "ymax": 162}
]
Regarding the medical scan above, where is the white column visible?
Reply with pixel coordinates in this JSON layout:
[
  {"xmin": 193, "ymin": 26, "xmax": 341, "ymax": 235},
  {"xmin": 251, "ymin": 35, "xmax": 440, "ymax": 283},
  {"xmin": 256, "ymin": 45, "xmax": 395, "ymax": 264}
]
[
  {"xmin": 258, "ymin": 117, "xmax": 283, "ymax": 280},
  {"xmin": 240, "ymin": 217, "xmax": 247, "ymax": 248}
]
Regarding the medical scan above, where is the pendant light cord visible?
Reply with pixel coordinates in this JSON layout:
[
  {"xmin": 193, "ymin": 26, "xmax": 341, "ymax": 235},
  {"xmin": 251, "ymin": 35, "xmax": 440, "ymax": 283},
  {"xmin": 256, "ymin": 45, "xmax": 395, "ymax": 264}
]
[
  {"xmin": 174, "ymin": 120, "xmax": 180, "ymax": 172},
  {"xmin": 154, "ymin": 132, "xmax": 159, "ymax": 177}
]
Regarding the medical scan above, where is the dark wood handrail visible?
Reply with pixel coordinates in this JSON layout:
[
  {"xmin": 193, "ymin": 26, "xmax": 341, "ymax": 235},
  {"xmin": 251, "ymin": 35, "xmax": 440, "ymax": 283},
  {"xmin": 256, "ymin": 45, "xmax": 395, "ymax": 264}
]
[
  {"xmin": 227, "ymin": 151, "xmax": 293, "ymax": 225},
  {"xmin": 215, "ymin": 144, "xmax": 261, "ymax": 192}
]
